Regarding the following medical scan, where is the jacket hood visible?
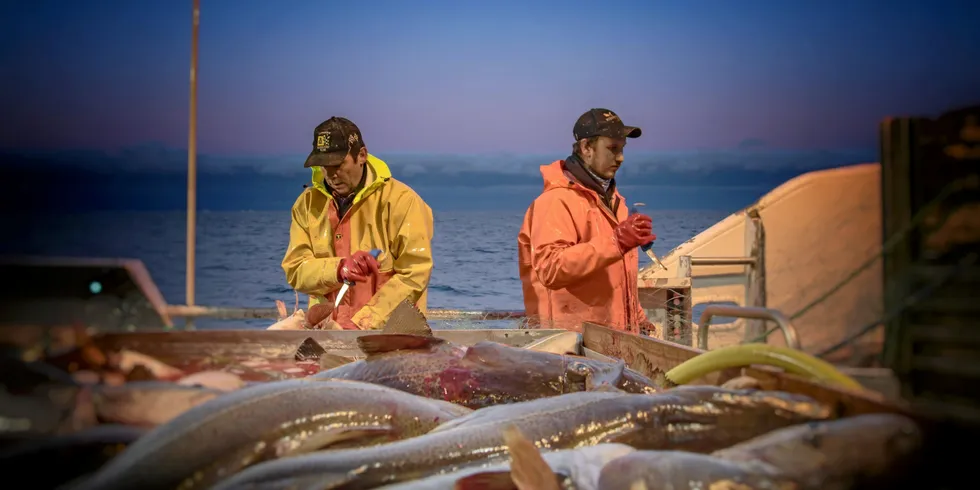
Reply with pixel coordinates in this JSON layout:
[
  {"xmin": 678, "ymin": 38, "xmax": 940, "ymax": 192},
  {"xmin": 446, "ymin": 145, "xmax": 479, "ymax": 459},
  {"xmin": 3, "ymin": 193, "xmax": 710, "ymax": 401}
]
[{"xmin": 310, "ymin": 153, "xmax": 392, "ymax": 203}]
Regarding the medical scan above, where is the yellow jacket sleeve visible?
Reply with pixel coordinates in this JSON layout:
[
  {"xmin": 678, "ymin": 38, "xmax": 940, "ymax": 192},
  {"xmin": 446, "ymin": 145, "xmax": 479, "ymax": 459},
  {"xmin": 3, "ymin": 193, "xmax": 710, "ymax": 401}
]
[
  {"xmin": 351, "ymin": 186, "xmax": 434, "ymax": 329},
  {"xmin": 281, "ymin": 191, "xmax": 343, "ymax": 295}
]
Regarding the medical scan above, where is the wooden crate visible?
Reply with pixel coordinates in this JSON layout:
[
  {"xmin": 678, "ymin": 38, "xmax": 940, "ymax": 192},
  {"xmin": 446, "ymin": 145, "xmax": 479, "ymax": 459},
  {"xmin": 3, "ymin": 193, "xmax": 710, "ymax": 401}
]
[{"xmin": 880, "ymin": 104, "xmax": 980, "ymax": 425}]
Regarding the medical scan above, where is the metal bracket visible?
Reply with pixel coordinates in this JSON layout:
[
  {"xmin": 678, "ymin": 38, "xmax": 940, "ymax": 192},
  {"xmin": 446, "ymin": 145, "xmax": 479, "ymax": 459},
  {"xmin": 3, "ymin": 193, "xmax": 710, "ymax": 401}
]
[{"xmin": 698, "ymin": 305, "xmax": 800, "ymax": 350}]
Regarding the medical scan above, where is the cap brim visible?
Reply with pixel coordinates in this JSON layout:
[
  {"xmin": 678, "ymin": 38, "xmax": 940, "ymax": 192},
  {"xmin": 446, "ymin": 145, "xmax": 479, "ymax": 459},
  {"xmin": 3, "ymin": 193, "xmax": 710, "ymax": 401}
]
[
  {"xmin": 303, "ymin": 150, "xmax": 346, "ymax": 168},
  {"xmin": 623, "ymin": 126, "xmax": 642, "ymax": 138}
]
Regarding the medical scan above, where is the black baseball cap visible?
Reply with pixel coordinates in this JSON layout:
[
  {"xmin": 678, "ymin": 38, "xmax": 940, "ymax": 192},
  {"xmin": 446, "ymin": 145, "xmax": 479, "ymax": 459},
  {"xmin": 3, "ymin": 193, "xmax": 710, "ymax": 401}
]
[
  {"xmin": 573, "ymin": 108, "xmax": 642, "ymax": 141},
  {"xmin": 303, "ymin": 117, "xmax": 364, "ymax": 168}
]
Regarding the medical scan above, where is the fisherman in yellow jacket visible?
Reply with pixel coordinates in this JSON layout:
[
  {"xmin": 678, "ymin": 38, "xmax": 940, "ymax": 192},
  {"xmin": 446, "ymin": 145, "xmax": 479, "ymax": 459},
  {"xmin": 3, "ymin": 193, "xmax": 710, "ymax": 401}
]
[{"xmin": 281, "ymin": 116, "xmax": 434, "ymax": 330}]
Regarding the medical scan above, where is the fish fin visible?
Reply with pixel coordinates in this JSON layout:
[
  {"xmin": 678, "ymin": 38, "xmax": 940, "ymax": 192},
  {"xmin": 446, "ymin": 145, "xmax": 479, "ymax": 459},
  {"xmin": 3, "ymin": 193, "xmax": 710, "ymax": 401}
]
[
  {"xmin": 454, "ymin": 472, "xmax": 519, "ymax": 490},
  {"xmin": 503, "ymin": 425, "xmax": 562, "ymax": 490},
  {"xmin": 380, "ymin": 300, "xmax": 433, "ymax": 337},
  {"xmin": 319, "ymin": 352, "xmax": 357, "ymax": 370},
  {"xmin": 356, "ymin": 334, "xmax": 445, "ymax": 356},
  {"xmin": 295, "ymin": 338, "xmax": 327, "ymax": 362},
  {"xmin": 276, "ymin": 300, "xmax": 288, "ymax": 320},
  {"xmin": 279, "ymin": 426, "xmax": 393, "ymax": 457}
]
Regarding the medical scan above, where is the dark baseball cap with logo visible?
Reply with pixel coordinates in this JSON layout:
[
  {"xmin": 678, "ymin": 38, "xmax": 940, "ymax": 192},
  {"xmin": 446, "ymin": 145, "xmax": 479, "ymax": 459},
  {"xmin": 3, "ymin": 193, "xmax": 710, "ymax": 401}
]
[
  {"xmin": 573, "ymin": 108, "xmax": 642, "ymax": 141},
  {"xmin": 303, "ymin": 117, "xmax": 365, "ymax": 168}
]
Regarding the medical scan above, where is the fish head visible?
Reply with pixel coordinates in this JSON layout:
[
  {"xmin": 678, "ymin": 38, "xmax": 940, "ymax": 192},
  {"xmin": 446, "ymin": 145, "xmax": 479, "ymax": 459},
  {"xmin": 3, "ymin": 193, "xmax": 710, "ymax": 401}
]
[{"xmin": 563, "ymin": 357, "xmax": 659, "ymax": 394}]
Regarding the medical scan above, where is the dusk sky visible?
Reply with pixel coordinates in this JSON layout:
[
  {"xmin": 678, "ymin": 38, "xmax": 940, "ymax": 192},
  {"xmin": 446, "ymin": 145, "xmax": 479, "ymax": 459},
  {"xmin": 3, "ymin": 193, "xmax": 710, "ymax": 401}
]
[{"xmin": 2, "ymin": 0, "xmax": 978, "ymax": 157}]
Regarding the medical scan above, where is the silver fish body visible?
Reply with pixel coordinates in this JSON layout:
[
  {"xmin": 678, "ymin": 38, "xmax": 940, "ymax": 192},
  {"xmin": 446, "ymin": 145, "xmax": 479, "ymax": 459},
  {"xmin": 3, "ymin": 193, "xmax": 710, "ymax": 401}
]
[
  {"xmin": 212, "ymin": 387, "xmax": 830, "ymax": 490},
  {"xmin": 377, "ymin": 443, "xmax": 635, "ymax": 490},
  {"xmin": 71, "ymin": 379, "xmax": 472, "ymax": 490}
]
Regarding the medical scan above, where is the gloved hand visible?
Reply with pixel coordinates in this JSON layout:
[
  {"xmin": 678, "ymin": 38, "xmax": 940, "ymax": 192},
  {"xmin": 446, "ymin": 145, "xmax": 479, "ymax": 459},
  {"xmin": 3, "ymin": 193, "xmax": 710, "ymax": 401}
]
[
  {"xmin": 614, "ymin": 213, "xmax": 657, "ymax": 255},
  {"xmin": 337, "ymin": 250, "xmax": 380, "ymax": 283}
]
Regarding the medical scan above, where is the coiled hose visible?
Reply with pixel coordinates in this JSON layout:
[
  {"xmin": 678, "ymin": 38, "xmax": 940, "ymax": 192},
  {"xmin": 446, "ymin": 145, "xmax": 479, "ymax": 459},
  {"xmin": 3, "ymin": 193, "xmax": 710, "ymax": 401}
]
[{"xmin": 665, "ymin": 343, "xmax": 863, "ymax": 391}]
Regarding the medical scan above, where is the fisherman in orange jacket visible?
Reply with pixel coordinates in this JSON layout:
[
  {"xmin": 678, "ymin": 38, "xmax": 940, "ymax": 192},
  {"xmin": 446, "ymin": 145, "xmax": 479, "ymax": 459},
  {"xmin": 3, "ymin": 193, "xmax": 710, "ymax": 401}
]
[
  {"xmin": 518, "ymin": 108, "xmax": 657, "ymax": 334},
  {"xmin": 281, "ymin": 117, "xmax": 434, "ymax": 330}
]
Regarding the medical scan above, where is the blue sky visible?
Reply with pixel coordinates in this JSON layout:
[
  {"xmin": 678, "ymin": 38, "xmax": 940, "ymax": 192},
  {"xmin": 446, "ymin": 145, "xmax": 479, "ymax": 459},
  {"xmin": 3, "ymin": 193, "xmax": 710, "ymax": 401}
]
[{"xmin": 2, "ymin": 0, "xmax": 978, "ymax": 158}]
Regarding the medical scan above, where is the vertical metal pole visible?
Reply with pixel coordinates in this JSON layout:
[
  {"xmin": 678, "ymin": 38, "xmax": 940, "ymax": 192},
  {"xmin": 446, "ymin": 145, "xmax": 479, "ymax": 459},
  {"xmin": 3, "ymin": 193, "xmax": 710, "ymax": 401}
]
[
  {"xmin": 185, "ymin": 0, "xmax": 200, "ymax": 330},
  {"xmin": 675, "ymin": 255, "xmax": 693, "ymax": 346}
]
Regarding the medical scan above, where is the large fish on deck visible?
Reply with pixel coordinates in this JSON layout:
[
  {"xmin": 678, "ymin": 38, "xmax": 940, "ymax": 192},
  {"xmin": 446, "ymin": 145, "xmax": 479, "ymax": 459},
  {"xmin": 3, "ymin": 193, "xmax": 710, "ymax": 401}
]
[
  {"xmin": 596, "ymin": 413, "xmax": 923, "ymax": 490},
  {"xmin": 376, "ymin": 426, "xmax": 634, "ymax": 490},
  {"xmin": 211, "ymin": 387, "xmax": 831, "ymax": 490},
  {"xmin": 313, "ymin": 303, "xmax": 657, "ymax": 408},
  {"xmin": 71, "ymin": 379, "xmax": 473, "ymax": 490}
]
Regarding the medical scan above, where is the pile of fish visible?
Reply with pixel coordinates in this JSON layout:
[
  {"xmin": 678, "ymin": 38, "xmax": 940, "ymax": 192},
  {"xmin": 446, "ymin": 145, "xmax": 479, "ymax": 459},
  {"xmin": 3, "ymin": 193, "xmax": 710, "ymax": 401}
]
[{"xmin": 0, "ymin": 302, "xmax": 924, "ymax": 490}]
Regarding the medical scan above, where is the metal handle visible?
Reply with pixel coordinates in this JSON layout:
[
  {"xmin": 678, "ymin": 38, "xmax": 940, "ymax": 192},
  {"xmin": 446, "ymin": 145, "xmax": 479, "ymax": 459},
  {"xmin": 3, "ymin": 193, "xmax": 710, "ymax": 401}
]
[{"xmin": 697, "ymin": 305, "xmax": 800, "ymax": 350}]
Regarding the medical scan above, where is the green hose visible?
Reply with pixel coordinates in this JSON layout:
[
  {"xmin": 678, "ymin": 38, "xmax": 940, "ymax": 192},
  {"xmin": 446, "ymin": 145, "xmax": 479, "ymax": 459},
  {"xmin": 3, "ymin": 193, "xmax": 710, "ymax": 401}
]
[{"xmin": 665, "ymin": 343, "xmax": 864, "ymax": 391}]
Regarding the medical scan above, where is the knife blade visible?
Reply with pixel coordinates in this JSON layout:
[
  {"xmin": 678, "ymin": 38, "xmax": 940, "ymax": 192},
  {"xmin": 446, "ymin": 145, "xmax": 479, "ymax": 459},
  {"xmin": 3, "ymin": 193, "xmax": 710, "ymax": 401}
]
[{"xmin": 630, "ymin": 203, "xmax": 668, "ymax": 271}]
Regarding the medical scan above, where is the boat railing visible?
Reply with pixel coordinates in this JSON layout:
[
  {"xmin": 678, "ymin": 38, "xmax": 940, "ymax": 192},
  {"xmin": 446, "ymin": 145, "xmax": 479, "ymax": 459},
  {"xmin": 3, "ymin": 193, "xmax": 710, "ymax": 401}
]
[
  {"xmin": 162, "ymin": 305, "xmax": 527, "ymax": 322},
  {"xmin": 638, "ymin": 211, "xmax": 767, "ymax": 348},
  {"xmin": 697, "ymin": 305, "xmax": 800, "ymax": 350}
]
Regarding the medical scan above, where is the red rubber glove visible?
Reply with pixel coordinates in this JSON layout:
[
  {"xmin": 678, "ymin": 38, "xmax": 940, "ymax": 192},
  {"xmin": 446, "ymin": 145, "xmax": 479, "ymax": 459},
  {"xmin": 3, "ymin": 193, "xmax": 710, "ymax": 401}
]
[
  {"xmin": 614, "ymin": 213, "xmax": 657, "ymax": 255},
  {"xmin": 337, "ymin": 250, "xmax": 380, "ymax": 283}
]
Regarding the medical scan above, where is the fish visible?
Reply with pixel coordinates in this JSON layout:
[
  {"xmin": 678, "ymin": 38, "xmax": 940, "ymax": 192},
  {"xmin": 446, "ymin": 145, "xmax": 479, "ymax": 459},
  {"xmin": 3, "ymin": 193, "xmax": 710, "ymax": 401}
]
[
  {"xmin": 267, "ymin": 306, "xmax": 308, "ymax": 330},
  {"xmin": 92, "ymin": 381, "xmax": 224, "ymax": 427},
  {"xmin": 313, "ymin": 333, "xmax": 657, "ymax": 409},
  {"xmin": 369, "ymin": 431, "xmax": 632, "ymax": 490},
  {"xmin": 177, "ymin": 370, "xmax": 246, "ymax": 392},
  {"xmin": 211, "ymin": 387, "xmax": 830, "ymax": 490},
  {"xmin": 711, "ymin": 413, "xmax": 922, "ymax": 490},
  {"xmin": 596, "ymin": 413, "xmax": 922, "ymax": 490},
  {"xmin": 111, "ymin": 349, "xmax": 184, "ymax": 380},
  {"xmin": 72, "ymin": 378, "xmax": 474, "ymax": 490},
  {"xmin": 0, "ymin": 424, "xmax": 147, "ymax": 490},
  {"xmin": 597, "ymin": 451, "xmax": 797, "ymax": 490},
  {"xmin": 318, "ymin": 351, "xmax": 363, "ymax": 370}
]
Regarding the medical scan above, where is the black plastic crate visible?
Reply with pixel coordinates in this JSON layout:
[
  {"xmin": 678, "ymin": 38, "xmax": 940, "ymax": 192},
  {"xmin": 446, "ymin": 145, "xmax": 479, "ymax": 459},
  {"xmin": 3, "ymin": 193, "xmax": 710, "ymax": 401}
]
[{"xmin": 881, "ymin": 104, "xmax": 980, "ymax": 425}]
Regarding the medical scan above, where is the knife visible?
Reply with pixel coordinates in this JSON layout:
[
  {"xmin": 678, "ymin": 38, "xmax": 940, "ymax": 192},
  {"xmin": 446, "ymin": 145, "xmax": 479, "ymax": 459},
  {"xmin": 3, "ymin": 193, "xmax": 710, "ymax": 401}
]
[
  {"xmin": 630, "ymin": 203, "xmax": 668, "ymax": 271},
  {"xmin": 334, "ymin": 248, "xmax": 383, "ymax": 308}
]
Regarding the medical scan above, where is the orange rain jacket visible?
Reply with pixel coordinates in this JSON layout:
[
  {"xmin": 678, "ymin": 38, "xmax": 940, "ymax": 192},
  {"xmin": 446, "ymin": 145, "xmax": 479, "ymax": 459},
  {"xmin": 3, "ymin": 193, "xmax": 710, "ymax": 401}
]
[
  {"xmin": 281, "ymin": 154, "xmax": 434, "ymax": 330},
  {"xmin": 518, "ymin": 160, "xmax": 649, "ymax": 332}
]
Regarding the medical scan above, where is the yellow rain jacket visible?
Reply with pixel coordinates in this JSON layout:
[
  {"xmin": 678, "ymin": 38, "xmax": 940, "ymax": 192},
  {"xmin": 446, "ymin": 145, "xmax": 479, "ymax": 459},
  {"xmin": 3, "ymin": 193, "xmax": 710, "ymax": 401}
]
[{"xmin": 281, "ymin": 154, "xmax": 434, "ymax": 330}]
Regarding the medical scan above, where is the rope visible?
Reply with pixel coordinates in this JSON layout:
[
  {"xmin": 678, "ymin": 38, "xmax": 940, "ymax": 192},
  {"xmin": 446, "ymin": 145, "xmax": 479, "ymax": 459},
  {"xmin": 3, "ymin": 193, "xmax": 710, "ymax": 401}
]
[
  {"xmin": 814, "ymin": 252, "xmax": 977, "ymax": 358},
  {"xmin": 742, "ymin": 175, "xmax": 978, "ymax": 346}
]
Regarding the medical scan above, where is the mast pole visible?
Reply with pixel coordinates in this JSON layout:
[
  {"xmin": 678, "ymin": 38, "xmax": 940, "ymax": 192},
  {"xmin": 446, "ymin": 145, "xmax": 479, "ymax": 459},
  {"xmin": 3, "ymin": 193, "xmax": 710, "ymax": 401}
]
[{"xmin": 185, "ymin": 0, "xmax": 200, "ymax": 328}]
